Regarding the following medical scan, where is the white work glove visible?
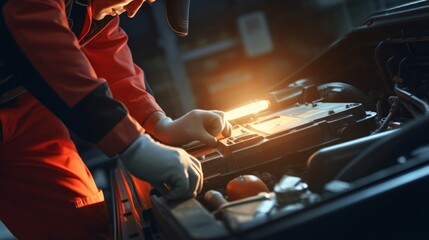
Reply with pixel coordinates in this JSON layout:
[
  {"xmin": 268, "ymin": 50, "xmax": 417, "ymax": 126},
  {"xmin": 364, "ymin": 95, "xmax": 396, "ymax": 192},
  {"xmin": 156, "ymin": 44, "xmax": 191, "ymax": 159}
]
[
  {"xmin": 154, "ymin": 109, "xmax": 232, "ymax": 147},
  {"xmin": 120, "ymin": 134, "xmax": 203, "ymax": 200}
]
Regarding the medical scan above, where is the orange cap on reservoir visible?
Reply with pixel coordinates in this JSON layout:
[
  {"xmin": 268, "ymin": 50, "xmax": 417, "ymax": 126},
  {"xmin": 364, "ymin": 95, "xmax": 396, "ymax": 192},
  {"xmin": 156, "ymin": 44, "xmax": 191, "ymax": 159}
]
[{"xmin": 226, "ymin": 175, "xmax": 270, "ymax": 201}]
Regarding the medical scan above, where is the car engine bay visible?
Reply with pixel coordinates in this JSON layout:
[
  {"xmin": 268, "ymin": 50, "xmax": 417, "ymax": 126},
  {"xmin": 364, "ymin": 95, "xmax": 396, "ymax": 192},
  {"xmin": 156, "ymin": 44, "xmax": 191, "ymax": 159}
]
[{"xmin": 111, "ymin": 2, "xmax": 429, "ymax": 239}]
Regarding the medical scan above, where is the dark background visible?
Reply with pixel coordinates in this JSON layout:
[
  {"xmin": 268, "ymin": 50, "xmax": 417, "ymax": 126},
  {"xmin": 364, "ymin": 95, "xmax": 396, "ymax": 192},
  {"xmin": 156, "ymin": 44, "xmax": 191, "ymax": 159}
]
[{"xmin": 120, "ymin": 0, "xmax": 413, "ymax": 118}]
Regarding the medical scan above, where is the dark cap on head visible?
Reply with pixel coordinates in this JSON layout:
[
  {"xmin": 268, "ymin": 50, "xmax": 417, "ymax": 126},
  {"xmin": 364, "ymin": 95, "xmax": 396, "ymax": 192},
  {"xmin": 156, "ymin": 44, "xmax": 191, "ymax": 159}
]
[{"xmin": 165, "ymin": 0, "xmax": 190, "ymax": 36}]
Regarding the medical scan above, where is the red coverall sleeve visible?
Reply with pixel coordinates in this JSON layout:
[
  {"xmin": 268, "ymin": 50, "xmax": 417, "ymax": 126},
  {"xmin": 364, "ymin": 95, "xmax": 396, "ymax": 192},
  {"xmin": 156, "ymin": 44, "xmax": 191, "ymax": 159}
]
[
  {"xmin": 2, "ymin": 0, "xmax": 143, "ymax": 156},
  {"xmin": 81, "ymin": 17, "xmax": 164, "ymax": 125}
]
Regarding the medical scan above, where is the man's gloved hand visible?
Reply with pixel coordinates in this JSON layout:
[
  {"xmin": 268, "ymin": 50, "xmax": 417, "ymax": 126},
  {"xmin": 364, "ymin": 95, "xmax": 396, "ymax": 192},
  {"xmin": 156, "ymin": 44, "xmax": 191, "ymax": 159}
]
[
  {"xmin": 154, "ymin": 109, "xmax": 232, "ymax": 147},
  {"xmin": 120, "ymin": 134, "xmax": 203, "ymax": 200}
]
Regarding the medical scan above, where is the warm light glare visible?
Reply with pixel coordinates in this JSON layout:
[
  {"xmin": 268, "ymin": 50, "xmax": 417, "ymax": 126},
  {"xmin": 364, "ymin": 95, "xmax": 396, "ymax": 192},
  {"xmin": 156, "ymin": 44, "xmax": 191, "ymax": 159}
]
[{"xmin": 225, "ymin": 100, "xmax": 270, "ymax": 121}]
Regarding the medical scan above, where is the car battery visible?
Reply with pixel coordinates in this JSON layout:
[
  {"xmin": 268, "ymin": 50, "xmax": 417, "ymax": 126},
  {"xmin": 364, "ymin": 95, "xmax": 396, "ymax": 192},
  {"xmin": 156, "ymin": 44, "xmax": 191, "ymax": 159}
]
[{"xmin": 185, "ymin": 102, "xmax": 376, "ymax": 191}]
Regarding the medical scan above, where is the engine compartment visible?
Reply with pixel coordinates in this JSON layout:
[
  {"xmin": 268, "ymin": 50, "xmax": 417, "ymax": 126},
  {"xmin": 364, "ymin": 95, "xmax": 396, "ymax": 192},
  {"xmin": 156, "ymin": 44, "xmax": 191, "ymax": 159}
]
[{"xmin": 111, "ymin": 2, "xmax": 429, "ymax": 239}]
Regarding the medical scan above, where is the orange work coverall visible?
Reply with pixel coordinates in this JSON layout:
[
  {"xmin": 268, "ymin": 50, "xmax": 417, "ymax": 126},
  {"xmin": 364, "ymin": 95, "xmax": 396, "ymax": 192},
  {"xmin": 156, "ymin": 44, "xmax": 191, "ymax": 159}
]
[{"xmin": 0, "ymin": 0, "xmax": 161, "ymax": 238}]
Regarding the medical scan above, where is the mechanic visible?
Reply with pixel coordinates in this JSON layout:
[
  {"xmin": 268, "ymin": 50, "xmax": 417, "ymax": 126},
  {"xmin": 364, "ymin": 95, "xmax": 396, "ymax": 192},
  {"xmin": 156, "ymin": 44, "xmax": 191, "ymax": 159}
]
[{"xmin": 0, "ymin": 0, "xmax": 231, "ymax": 238}]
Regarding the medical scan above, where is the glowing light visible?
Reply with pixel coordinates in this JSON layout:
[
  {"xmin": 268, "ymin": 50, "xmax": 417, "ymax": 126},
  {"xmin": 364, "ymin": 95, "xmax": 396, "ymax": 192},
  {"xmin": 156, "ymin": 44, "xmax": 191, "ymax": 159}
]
[{"xmin": 225, "ymin": 100, "xmax": 270, "ymax": 121}]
